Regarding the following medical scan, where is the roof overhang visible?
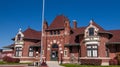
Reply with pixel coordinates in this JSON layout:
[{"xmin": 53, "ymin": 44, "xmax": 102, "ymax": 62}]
[
  {"xmin": 30, "ymin": 45, "xmax": 41, "ymax": 48},
  {"xmin": 106, "ymin": 42, "xmax": 120, "ymax": 45},
  {"xmin": 45, "ymin": 27, "xmax": 64, "ymax": 31},
  {"xmin": 64, "ymin": 43, "xmax": 80, "ymax": 47},
  {"xmin": 98, "ymin": 31, "xmax": 113, "ymax": 39}
]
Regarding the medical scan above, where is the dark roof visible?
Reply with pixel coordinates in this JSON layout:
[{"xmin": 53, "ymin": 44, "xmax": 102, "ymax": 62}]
[
  {"xmin": 90, "ymin": 20, "xmax": 105, "ymax": 32},
  {"xmin": 48, "ymin": 15, "xmax": 69, "ymax": 30},
  {"xmin": 108, "ymin": 30, "xmax": 120, "ymax": 43},
  {"xmin": 23, "ymin": 28, "xmax": 41, "ymax": 40},
  {"xmin": 90, "ymin": 21, "xmax": 112, "ymax": 39},
  {"xmin": 3, "ymin": 44, "xmax": 14, "ymax": 48}
]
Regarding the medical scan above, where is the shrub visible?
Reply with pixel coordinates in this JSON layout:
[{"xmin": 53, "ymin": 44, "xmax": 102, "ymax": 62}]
[
  {"xmin": 3, "ymin": 56, "xmax": 20, "ymax": 63},
  {"xmin": 80, "ymin": 59, "xmax": 102, "ymax": 65},
  {"xmin": 109, "ymin": 59, "xmax": 118, "ymax": 65}
]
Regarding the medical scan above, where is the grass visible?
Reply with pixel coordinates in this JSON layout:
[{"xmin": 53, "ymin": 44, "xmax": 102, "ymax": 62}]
[
  {"xmin": 0, "ymin": 61, "xmax": 31, "ymax": 65},
  {"xmin": 61, "ymin": 64, "xmax": 120, "ymax": 67}
]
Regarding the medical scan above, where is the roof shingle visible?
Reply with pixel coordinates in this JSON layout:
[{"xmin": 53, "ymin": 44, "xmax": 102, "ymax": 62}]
[
  {"xmin": 23, "ymin": 28, "xmax": 41, "ymax": 40},
  {"xmin": 48, "ymin": 15, "xmax": 69, "ymax": 30}
]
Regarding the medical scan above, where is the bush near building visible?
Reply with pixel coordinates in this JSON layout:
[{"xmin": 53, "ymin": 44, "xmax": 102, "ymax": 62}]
[
  {"xmin": 80, "ymin": 59, "xmax": 102, "ymax": 65},
  {"xmin": 3, "ymin": 56, "xmax": 20, "ymax": 63}
]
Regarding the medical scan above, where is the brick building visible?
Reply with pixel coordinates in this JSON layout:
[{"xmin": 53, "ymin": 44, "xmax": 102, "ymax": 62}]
[{"xmin": 5, "ymin": 15, "xmax": 120, "ymax": 65}]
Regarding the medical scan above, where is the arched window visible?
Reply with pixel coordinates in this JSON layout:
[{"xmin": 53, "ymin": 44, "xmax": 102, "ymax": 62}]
[
  {"xmin": 89, "ymin": 28, "xmax": 94, "ymax": 36},
  {"xmin": 52, "ymin": 44, "xmax": 58, "ymax": 48}
]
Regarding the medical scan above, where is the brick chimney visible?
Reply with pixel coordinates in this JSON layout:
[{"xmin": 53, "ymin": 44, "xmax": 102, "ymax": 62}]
[{"xmin": 73, "ymin": 20, "xmax": 77, "ymax": 29}]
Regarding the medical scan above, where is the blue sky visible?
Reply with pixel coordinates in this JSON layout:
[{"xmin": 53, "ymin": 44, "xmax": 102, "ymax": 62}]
[{"xmin": 0, "ymin": 0, "xmax": 120, "ymax": 48}]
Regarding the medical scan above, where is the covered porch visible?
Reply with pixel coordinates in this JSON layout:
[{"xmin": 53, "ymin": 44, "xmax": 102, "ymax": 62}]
[{"xmin": 64, "ymin": 43, "xmax": 80, "ymax": 63}]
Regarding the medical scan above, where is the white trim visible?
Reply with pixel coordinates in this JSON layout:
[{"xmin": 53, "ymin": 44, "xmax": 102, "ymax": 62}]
[
  {"xmin": 80, "ymin": 57, "xmax": 111, "ymax": 59},
  {"xmin": 15, "ymin": 45, "xmax": 23, "ymax": 48},
  {"xmin": 101, "ymin": 62, "xmax": 109, "ymax": 66},
  {"xmin": 20, "ymin": 61, "xmax": 33, "ymax": 63},
  {"xmin": 84, "ymin": 22, "xmax": 99, "ymax": 38},
  {"xmin": 2, "ymin": 49, "xmax": 13, "ymax": 52},
  {"xmin": 13, "ymin": 56, "xmax": 37, "ymax": 58},
  {"xmin": 85, "ymin": 41, "xmax": 99, "ymax": 45}
]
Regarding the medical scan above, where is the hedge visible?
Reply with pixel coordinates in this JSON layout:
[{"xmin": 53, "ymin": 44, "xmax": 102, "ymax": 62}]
[
  {"xmin": 80, "ymin": 59, "xmax": 102, "ymax": 65},
  {"xmin": 3, "ymin": 56, "xmax": 20, "ymax": 63}
]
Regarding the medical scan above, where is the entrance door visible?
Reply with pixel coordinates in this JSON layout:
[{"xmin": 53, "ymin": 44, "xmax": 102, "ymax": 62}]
[
  {"xmin": 51, "ymin": 50, "xmax": 58, "ymax": 61},
  {"xmin": 51, "ymin": 44, "xmax": 58, "ymax": 61}
]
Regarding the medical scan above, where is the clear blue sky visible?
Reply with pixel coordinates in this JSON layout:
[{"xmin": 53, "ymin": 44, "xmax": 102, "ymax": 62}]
[{"xmin": 0, "ymin": 0, "xmax": 120, "ymax": 48}]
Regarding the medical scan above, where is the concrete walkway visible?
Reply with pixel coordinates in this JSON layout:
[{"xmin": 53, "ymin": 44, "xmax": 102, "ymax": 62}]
[
  {"xmin": 28, "ymin": 61, "xmax": 64, "ymax": 67},
  {"xmin": 46, "ymin": 61, "xmax": 64, "ymax": 67}
]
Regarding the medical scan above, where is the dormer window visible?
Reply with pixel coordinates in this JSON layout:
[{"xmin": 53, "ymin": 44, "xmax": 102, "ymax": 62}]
[
  {"xmin": 50, "ymin": 30, "xmax": 60, "ymax": 35},
  {"xmin": 17, "ymin": 34, "xmax": 21, "ymax": 41},
  {"xmin": 89, "ymin": 28, "xmax": 94, "ymax": 36}
]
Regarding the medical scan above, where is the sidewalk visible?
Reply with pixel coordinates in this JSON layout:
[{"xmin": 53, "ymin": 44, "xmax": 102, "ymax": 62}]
[
  {"xmin": 28, "ymin": 61, "xmax": 64, "ymax": 67},
  {"xmin": 46, "ymin": 61, "xmax": 64, "ymax": 67}
]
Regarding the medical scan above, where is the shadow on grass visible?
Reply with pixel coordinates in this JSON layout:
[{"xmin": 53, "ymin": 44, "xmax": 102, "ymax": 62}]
[{"xmin": 61, "ymin": 64, "xmax": 120, "ymax": 67}]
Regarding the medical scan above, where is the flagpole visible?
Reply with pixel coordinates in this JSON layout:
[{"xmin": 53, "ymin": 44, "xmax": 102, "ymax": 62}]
[{"xmin": 40, "ymin": 0, "xmax": 45, "ymax": 66}]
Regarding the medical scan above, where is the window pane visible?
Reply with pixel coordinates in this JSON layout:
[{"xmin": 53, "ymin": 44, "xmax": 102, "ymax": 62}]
[
  {"xmin": 29, "ymin": 52, "xmax": 33, "ymax": 57},
  {"xmin": 87, "ymin": 50, "xmax": 91, "ymax": 57},
  {"xmin": 57, "ymin": 30, "xmax": 60, "ymax": 34},
  {"xmin": 87, "ymin": 46, "xmax": 91, "ymax": 48},
  {"xmin": 92, "ymin": 46, "xmax": 97, "ymax": 48},
  {"xmin": 15, "ymin": 47, "xmax": 22, "ymax": 57},
  {"xmin": 93, "ymin": 50, "xmax": 97, "ymax": 57},
  {"xmin": 89, "ymin": 28, "xmax": 94, "ymax": 36},
  {"xmin": 54, "ymin": 31, "xmax": 56, "ymax": 35},
  {"xmin": 19, "ymin": 51, "xmax": 22, "ymax": 57}
]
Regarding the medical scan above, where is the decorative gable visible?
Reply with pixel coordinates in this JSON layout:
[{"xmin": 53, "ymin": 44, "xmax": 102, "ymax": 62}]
[
  {"xmin": 84, "ymin": 20, "xmax": 100, "ymax": 45},
  {"xmin": 85, "ymin": 20, "xmax": 99, "ymax": 37},
  {"xmin": 15, "ymin": 28, "xmax": 24, "ymax": 45}
]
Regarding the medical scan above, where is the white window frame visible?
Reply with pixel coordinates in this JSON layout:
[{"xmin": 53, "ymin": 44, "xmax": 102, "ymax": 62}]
[
  {"xmin": 87, "ymin": 45, "xmax": 98, "ymax": 57},
  {"xmin": 28, "ymin": 47, "xmax": 34, "ymax": 57},
  {"xmin": 15, "ymin": 47, "xmax": 22, "ymax": 57}
]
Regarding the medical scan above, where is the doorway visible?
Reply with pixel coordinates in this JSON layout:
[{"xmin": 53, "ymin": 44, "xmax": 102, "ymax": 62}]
[{"xmin": 51, "ymin": 44, "xmax": 58, "ymax": 61}]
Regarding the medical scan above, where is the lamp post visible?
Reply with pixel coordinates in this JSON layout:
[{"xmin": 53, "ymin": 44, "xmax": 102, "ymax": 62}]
[{"xmin": 60, "ymin": 51, "xmax": 63, "ymax": 64}]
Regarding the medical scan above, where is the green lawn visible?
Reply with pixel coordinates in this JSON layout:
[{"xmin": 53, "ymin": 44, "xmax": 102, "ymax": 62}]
[
  {"xmin": 0, "ymin": 61, "xmax": 31, "ymax": 65},
  {"xmin": 61, "ymin": 64, "xmax": 120, "ymax": 67}
]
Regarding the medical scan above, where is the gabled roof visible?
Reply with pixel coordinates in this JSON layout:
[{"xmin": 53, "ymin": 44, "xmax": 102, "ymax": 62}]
[
  {"xmin": 23, "ymin": 28, "xmax": 41, "ymax": 40},
  {"xmin": 48, "ymin": 15, "xmax": 69, "ymax": 30},
  {"xmin": 89, "ymin": 20, "xmax": 113, "ymax": 38},
  {"xmin": 108, "ymin": 30, "xmax": 120, "ymax": 43}
]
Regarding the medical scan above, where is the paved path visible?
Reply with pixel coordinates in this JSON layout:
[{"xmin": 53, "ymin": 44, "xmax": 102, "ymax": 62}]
[
  {"xmin": 46, "ymin": 61, "xmax": 64, "ymax": 67},
  {"xmin": 0, "ymin": 64, "xmax": 28, "ymax": 67}
]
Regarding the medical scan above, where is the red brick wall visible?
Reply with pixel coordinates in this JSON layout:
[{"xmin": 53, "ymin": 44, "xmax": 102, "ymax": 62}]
[{"xmin": 99, "ymin": 34, "xmax": 109, "ymax": 57}]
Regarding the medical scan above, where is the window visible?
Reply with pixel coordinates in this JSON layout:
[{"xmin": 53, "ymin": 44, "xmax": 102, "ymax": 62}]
[
  {"xmin": 64, "ymin": 50, "xmax": 67, "ymax": 57},
  {"xmin": 52, "ymin": 44, "xmax": 58, "ymax": 48},
  {"xmin": 17, "ymin": 34, "xmax": 21, "ymax": 41},
  {"xmin": 50, "ymin": 31, "xmax": 53, "ymax": 35},
  {"xmin": 57, "ymin": 30, "xmax": 60, "ymax": 35},
  {"xmin": 54, "ymin": 31, "xmax": 56, "ymax": 35},
  {"xmin": 29, "ymin": 47, "xmax": 34, "ymax": 57},
  {"xmin": 106, "ymin": 48, "xmax": 109, "ymax": 57},
  {"xmin": 89, "ymin": 28, "xmax": 94, "ymax": 36},
  {"xmin": 15, "ymin": 47, "xmax": 22, "ymax": 57},
  {"xmin": 50, "ymin": 30, "xmax": 60, "ymax": 35},
  {"xmin": 87, "ymin": 45, "xmax": 98, "ymax": 57}
]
